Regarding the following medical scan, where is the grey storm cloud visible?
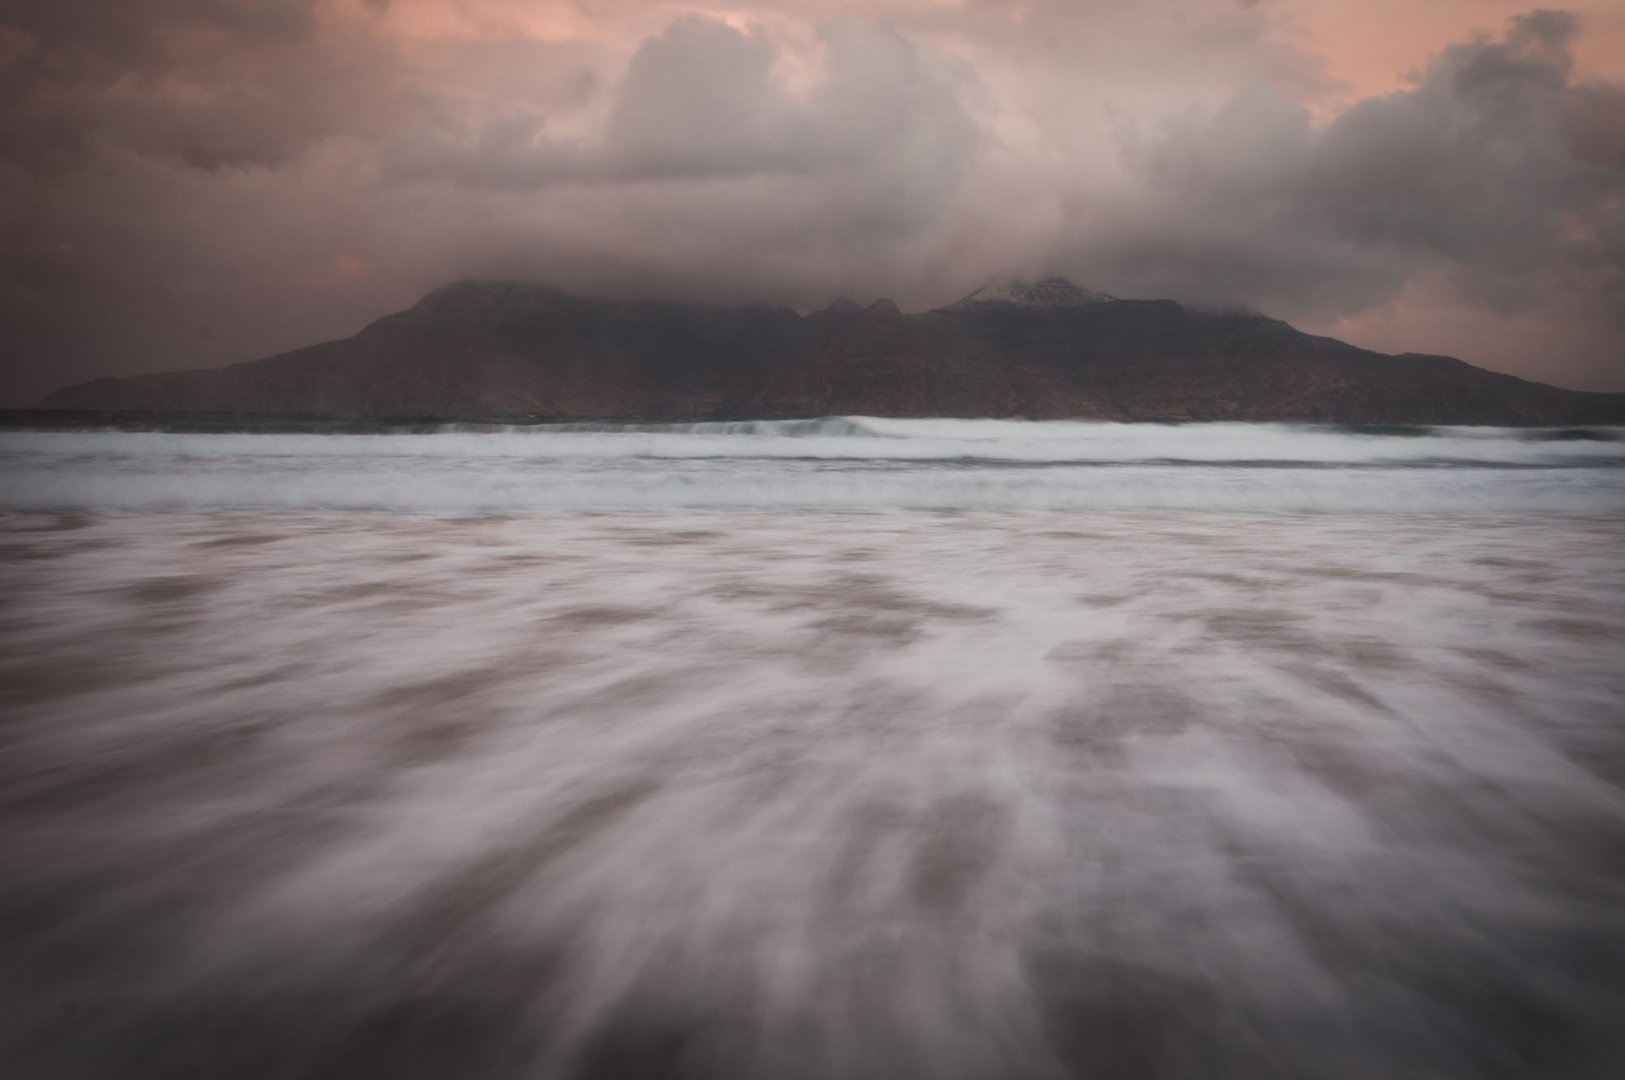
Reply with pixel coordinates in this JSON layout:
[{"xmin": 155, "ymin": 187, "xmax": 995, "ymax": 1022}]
[
  {"xmin": 0, "ymin": 0, "xmax": 402, "ymax": 172},
  {"xmin": 0, "ymin": 2, "xmax": 1622, "ymax": 405},
  {"xmin": 1050, "ymin": 9, "xmax": 1625, "ymax": 384},
  {"xmin": 383, "ymin": 12, "xmax": 981, "ymax": 223},
  {"xmin": 1072, "ymin": 11, "xmax": 1624, "ymax": 307}
]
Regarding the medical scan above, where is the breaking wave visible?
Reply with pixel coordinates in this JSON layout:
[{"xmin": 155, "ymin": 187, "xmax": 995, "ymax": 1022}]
[
  {"xmin": 2, "ymin": 420, "xmax": 1623, "ymax": 513},
  {"xmin": 10, "ymin": 417, "xmax": 1625, "ymax": 465}
]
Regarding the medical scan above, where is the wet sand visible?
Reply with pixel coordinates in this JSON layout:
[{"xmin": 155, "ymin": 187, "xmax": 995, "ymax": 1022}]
[{"xmin": 2, "ymin": 507, "xmax": 1623, "ymax": 1078}]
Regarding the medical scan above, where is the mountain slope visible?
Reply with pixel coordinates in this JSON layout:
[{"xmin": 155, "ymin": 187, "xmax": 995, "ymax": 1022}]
[{"xmin": 37, "ymin": 280, "xmax": 1625, "ymax": 424}]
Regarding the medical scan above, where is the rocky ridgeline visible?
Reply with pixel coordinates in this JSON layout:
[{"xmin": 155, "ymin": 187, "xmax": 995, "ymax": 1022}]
[{"xmin": 39, "ymin": 279, "xmax": 1625, "ymax": 425}]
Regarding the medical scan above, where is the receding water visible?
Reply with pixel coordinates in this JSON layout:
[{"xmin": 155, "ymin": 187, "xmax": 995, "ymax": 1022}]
[{"xmin": 1, "ymin": 421, "xmax": 1623, "ymax": 1078}]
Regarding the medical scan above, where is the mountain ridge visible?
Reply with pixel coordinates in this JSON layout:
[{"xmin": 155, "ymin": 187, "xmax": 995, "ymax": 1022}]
[{"xmin": 36, "ymin": 279, "xmax": 1625, "ymax": 425}]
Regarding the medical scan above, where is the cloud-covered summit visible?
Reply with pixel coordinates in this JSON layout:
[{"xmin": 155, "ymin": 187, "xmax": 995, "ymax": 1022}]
[{"xmin": 1, "ymin": 2, "xmax": 1621, "ymax": 404}]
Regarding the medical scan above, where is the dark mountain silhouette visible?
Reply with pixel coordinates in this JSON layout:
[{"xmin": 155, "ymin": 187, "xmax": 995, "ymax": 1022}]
[{"xmin": 37, "ymin": 278, "xmax": 1625, "ymax": 424}]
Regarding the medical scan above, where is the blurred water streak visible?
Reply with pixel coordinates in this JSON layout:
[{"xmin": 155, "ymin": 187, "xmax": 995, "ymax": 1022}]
[{"xmin": 1, "ymin": 505, "xmax": 1622, "ymax": 1078}]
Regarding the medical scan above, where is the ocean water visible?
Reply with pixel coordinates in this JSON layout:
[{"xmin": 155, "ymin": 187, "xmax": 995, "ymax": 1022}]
[
  {"xmin": 1, "ymin": 419, "xmax": 1623, "ymax": 1078},
  {"xmin": 4, "ymin": 418, "xmax": 1625, "ymax": 514}
]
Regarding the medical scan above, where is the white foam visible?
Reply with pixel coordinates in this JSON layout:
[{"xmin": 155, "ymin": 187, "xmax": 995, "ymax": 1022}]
[
  {"xmin": 5, "ymin": 419, "xmax": 1623, "ymax": 465},
  {"xmin": 4, "ymin": 508, "xmax": 1624, "ymax": 1075},
  {"xmin": 2, "ymin": 422, "xmax": 1623, "ymax": 513}
]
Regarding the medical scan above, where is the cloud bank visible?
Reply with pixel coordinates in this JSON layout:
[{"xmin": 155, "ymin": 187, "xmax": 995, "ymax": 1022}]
[{"xmin": 1, "ymin": 1, "xmax": 1622, "ymax": 403}]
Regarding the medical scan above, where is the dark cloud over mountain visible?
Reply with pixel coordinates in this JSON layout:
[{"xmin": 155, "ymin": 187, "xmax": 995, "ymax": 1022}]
[
  {"xmin": 1, "ymin": 2, "xmax": 1621, "ymax": 404},
  {"xmin": 1066, "ymin": 12, "xmax": 1625, "ymax": 348}
]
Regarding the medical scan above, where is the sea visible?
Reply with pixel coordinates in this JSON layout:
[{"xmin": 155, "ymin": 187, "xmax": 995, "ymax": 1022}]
[{"xmin": 1, "ymin": 418, "xmax": 1623, "ymax": 1078}]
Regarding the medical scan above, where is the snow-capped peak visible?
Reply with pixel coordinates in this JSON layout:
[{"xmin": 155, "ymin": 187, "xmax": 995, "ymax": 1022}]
[{"xmin": 945, "ymin": 277, "xmax": 1117, "ymax": 311}]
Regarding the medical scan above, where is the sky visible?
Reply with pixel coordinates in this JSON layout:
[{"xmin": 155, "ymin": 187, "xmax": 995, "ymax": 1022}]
[{"xmin": 2, "ymin": 0, "xmax": 1623, "ymax": 405}]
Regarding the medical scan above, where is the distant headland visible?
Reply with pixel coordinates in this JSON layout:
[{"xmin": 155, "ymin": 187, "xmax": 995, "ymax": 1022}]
[{"xmin": 36, "ymin": 279, "xmax": 1625, "ymax": 425}]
